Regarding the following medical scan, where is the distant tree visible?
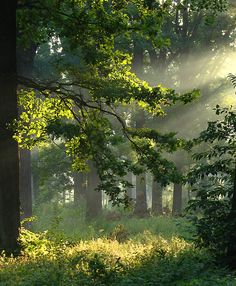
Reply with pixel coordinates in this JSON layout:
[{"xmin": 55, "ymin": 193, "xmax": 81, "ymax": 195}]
[
  {"xmin": 172, "ymin": 182, "xmax": 183, "ymax": 215},
  {"xmin": 152, "ymin": 180, "xmax": 163, "ymax": 215},
  {"xmin": 73, "ymin": 172, "xmax": 86, "ymax": 206},
  {"xmin": 86, "ymin": 162, "xmax": 102, "ymax": 219},
  {"xmin": 134, "ymin": 110, "xmax": 148, "ymax": 216}
]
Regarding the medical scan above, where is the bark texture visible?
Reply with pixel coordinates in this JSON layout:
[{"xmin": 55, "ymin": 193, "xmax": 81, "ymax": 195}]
[{"xmin": 0, "ymin": 0, "xmax": 20, "ymax": 254}]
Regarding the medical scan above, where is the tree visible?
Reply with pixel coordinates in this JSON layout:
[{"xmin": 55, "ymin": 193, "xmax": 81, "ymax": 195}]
[
  {"xmin": 15, "ymin": 0, "xmax": 195, "ymax": 203},
  {"xmin": 73, "ymin": 172, "xmax": 86, "ymax": 206},
  {"xmin": 152, "ymin": 180, "xmax": 163, "ymax": 215},
  {"xmin": 86, "ymin": 162, "xmax": 102, "ymax": 219},
  {"xmin": 0, "ymin": 0, "xmax": 203, "ymax": 254},
  {"xmin": 188, "ymin": 102, "xmax": 236, "ymax": 267},
  {"xmin": 0, "ymin": 0, "xmax": 20, "ymax": 254}
]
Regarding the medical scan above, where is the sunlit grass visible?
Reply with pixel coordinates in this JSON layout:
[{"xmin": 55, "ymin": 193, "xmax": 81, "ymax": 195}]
[
  {"xmin": 0, "ymin": 230, "xmax": 235, "ymax": 286},
  {"xmin": 1, "ymin": 204, "xmax": 231, "ymax": 285}
]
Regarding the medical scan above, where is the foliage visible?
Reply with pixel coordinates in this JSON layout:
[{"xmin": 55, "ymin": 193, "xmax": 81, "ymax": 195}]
[
  {"xmin": 0, "ymin": 224, "xmax": 235, "ymax": 286},
  {"xmin": 187, "ymin": 104, "xmax": 236, "ymax": 254},
  {"xmin": 14, "ymin": 90, "xmax": 73, "ymax": 148},
  {"xmin": 190, "ymin": 0, "xmax": 228, "ymax": 13},
  {"xmin": 31, "ymin": 144, "xmax": 73, "ymax": 204},
  {"xmin": 14, "ymin": 0, "xmax": 204, "ymax": 206}
]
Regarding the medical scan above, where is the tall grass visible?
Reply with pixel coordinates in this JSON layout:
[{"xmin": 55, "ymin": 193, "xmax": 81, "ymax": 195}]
[
  {"xmin": 0, "ymin": 229, "xmax": 235, "ymax": 286},
  {"xmin": 1, "ymin": 203, "xmax": 235, "ymax": 285},
  {"xmin": 32, "ymin": 202, "xmax": 195, "ymax": 242}
]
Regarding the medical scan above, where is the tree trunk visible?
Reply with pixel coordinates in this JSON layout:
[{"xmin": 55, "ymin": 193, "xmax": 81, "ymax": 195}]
[
  {"xmin": 0, "ymin": 1, "xmax": 20, "ymax": 254},
  {"xmin": 134, "ymin": 173, "xmax": 148, "ymax": 216},
  {"xmin": 74, "ymin": 172, "xmax": 86, "ymax": 206},
  {"xmin": 86, "ymin": 162, "xmax": 102, "ymax": 219},
  {"xmin": 172, "ymin": 183, "xmax": 182, "ymax": 216},
  {"xmin": 17, "ymin": 42, "xmax": 37, "ymax": 225},
  {"xmin": 152, "ymin": 179, "xmax": 163, "ymax": 215},
  {"xmin": 125, "ymin": 172, "xmax": 134, "ymax": 199},
  {"xmin": 134, "ymin": 109, "xmax": 148, "ymax": 216}
]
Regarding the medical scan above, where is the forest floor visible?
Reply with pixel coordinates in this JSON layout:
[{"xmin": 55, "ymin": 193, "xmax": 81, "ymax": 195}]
[{"xmin": 1, "ymin": 205, "xmax": 236, "ymax": 285}]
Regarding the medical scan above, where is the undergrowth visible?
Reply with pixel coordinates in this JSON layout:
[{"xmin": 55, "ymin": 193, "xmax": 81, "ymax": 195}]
[
  {"xmin": 1, "ymin": 229, "xmax": 235, "ymax": 286},
  {"xmin": 1, "ymin": 205, "xmax": 236, "ymax": 285}
]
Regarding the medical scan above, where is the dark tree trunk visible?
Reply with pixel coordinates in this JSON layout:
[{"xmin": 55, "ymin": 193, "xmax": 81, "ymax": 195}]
[
  {"xmin": 152, "ymin": 179, "xmax": 163, "ymax": 215},
  {"xmin": 0, "ymin": 1, "xmax": 20, "ymax": 254},
  {"xmin": 17, "ymin": 42, "xmax": 37, "ymax": 225},
  {"xmin": 172, "ymin": 183, "xmax": 182, "ymax": 216},
  {"xmin": 74, "ymin": 172, "xmax": 86, "ymax": 206},
  {"xmin": 86, "ymin": 162, "xmax": 102, "ymax": 219}
]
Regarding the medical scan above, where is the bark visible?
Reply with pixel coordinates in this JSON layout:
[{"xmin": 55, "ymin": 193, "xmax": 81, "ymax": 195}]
[
  {"xmin": 74, "ymin": 172, "xmax": 86, "ymax": 206},
  {"xmin": 172, "ymin": 183, "xmax": 182, "ymax": 216},
  {"xmin": 0, "ymin": 1, "xmax": 20, "ymax": 254},
  {"xmin": 152, "ymin": 179, "xmax": 163, "ymax": 215},
  {"xmin": 86, "ymin": 162, "xmax": 102, "ymax": 219}
]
